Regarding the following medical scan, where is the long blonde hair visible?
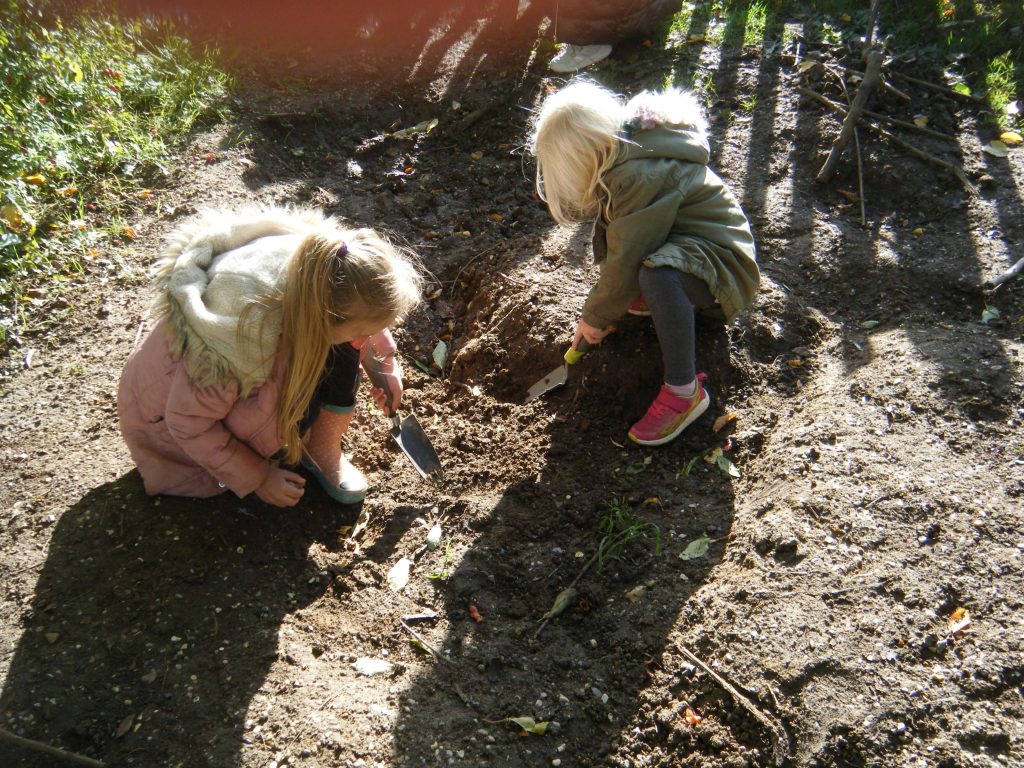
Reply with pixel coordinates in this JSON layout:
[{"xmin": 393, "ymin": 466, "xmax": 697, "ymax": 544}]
[
  {"xmin": 529, "ymin": 80, "xmax": 625, "ymax": 225},
  {"xmin": 274, "ymin": 229, "xmax": 421, "ymax": 464}
]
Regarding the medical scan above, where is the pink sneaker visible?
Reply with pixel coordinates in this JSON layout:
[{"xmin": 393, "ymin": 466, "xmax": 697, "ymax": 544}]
[
  {"xmin": 628, "ymin": 375, "xmax": 710, "ymax": 446},
  {"xmin": 627, "ymin": 295, "xmax": 651, "ymax": 316}
]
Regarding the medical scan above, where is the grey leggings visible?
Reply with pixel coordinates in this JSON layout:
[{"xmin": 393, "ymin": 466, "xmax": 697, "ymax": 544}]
[{"xmin": 637, "ymin": 265, "xmax": 715, "ymax": 386}]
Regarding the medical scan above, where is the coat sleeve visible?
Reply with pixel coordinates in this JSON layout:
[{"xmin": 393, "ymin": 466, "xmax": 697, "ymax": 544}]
[
  {"xmin": 581, "ymin": 170, "xmax": 683, "ymax": 329},
  {"xmin": 164, "ymin": 365, "xmax": 271, "ymax": 498}
]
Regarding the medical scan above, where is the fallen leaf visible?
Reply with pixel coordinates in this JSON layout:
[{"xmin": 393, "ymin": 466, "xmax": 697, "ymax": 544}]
[
  {"xmin": 387, "ymin": 557, "xmax": 411, "ymax": 592},
  {"xmin": 913, "ymin": 114, "xmax": 929, "ymax": 127},
  {"xmin": 982, "ymin": 140, "xmax": 1009, "ymax": 158},
  {"xmin": 391, "ymin": 118, "xmax": 438, "ymax": 139},
  {"xmin": 712, "ymin": 412, "xmax": 737, "ymax": 432},
  {"xmin": 947, "ymin": 607, "xmax": 971, "ymax": 634},
  {"xmin": 23, "ymin": 173, "xmax": 46, "ymax": 186},
  {"xmin": 432, "ymin": 340, "xmax": 448, "ymax": 369},
  {"xmin": 489, "ymin": 212, "xmax": 503, "ymax": 222},
  {"xmin": 470, "ymin": 151, "xmax": 483, "ymax": 161},
  {"xmin": 352, "ymin": 657, "xmax": 393, "ymax": 676},
  {"xmin": 624, "ymin": 585, "xmax": 646, "ymax": 602},
  {"xmin": 999, "ymin": 131, "xmax": 1022, "ymax": 146},
  {"xmin": 542, "ymin": 587, "xmax": 577, "ymax": 620},
  {"xmin": 913, "ymin": 227, "xmax": 924, "ymax": 236},
  {"xmin": 115, "ymin": 714, "xmax": 134, "ymax": 738},
  {"xmin": 426, "ymin": 522, "xmax": 442, "ymax": 550},
  {"xmin": 679, "ymin": 535, "xmax": 711, "ymax": 560},
  {"xmin": 683, "ymin": 707, "xmax": 703, "ymax": 726},
  {"xmin": 506, "ymin": 716, "xmax": 549, "ymax": 735}
]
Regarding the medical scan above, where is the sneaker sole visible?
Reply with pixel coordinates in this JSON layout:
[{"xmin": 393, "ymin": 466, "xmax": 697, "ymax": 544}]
[
  {"xmin": 627, "ymin": 392, "xmax": 711, "ymax": 447},
  {"xmin": 301, "ymin": 457, "xmax": 367, "ymax": 505}
]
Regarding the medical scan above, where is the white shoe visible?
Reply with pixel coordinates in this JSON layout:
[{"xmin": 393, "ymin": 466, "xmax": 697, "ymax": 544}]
[{"xmin": 548, "ymin": 44, "xmax": 613, "ymax": 73}]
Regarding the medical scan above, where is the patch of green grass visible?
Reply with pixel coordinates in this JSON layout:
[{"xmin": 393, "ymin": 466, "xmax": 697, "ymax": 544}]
[
  {"xmin": 596, "ymin": 498, "xmax": 661, "ymax": 571},
  {"xmin": 0, "ymin": 0, "xmax": 231, "ymax": 351}
]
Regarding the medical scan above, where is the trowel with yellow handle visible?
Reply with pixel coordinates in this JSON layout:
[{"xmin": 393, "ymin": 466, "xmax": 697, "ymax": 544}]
[{"xmin": 523, "ymin": 338, "xmax": 593, "ymax": 403}]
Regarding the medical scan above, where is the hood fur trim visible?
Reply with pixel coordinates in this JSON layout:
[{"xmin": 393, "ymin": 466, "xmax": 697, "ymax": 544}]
[{"xmin": 151, "ymin": 206, "xmax": 335, "ymax": 393}]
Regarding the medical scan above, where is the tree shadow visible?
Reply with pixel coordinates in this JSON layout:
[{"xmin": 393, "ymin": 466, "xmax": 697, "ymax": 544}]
[{"xmin": 0, "ymin": 472, "xmax": 345, "ymax": 767}]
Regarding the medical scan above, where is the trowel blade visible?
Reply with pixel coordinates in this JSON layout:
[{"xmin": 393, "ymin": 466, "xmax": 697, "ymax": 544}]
[
  {"xmin": 391, "ymin": 414, "xmax": 444, "ymax": 481},
  {"xmin": 524, "ymin": 364, "xmax": 568, "ymax": 403}
]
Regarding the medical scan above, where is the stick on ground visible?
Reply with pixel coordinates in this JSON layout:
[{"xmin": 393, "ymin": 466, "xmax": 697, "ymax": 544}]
[
  {"xmin": 677, "ymin": 645, "xmax": 789, "ymax": 766},
  {"xmin": 816, "ymin": 49, "xmax": 884, "ymax": 183},
  {"xmin": 0, "ymin": 727, "xmax": 106, "ymax": 767}
]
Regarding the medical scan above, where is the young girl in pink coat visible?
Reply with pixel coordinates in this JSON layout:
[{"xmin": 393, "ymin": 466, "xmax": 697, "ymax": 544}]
[{"xmin": 117, "ymin": 206, "xmax": 421, "ymax": 507}]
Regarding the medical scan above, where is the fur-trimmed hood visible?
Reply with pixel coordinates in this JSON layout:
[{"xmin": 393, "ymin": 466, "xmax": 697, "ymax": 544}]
[{"xmin": 151, "ymin": 206, "xmax": 335, "ymax": 393}]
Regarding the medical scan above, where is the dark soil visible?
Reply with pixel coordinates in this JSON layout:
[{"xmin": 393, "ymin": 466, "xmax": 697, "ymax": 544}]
[{"xmin": 2, "ymin": 3, "xmax": 1023, "ymax": 768}]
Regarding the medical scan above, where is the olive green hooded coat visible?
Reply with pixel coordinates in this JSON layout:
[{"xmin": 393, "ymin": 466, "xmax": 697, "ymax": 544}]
[{"xmin": 582, "ymin": 125, "xmax": 759, "ymax": 330}]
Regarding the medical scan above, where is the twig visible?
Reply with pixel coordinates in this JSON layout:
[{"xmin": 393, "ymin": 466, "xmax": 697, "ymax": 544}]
[
  {"xmin": 0, "ymin": 728, "xmax": 106, "ymax": 767},
  {"xmin": 802, "ymin": 85, "xmax": 957, "ymax": 141},
  {"xmin": 880, "ymin": 79, "xmax": 912, "ymax": 101},
  {"xmin": 864, "ymin": 0, "xmax": 881, "ymax": 52},
  {"xmin": 534, "ymin": 551, "xmax": 598, "ymax": 640},
  {"xmin": 986, "ymin": 255, "xmax": 1024, "ymax": 287},
  {"xmin": 892, "ymin": 71, "xmax": 986, "ymax": 103},
  {"xmin": 817, "ymin": 49, "xmax": 883, "ymax": 183},
  {"xmin": 798, "ymin": 87, "xmax": 976, "ymax": 191},
  {"xmin": 860, "ymin": 118, "xmax": 977, "ymax": 192},
  {"xmin": 400, "ymin": 619, "xmax": 453, "ymax": 663},
  {"xmin": 676, "ymin": 645, "xmax": 789, "ymax": 766}
]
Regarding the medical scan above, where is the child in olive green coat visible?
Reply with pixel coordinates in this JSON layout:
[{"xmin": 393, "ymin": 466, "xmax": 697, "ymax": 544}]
[{"xmin": 529, "ymin": 80, "xmax": 759, "ymax": 445}]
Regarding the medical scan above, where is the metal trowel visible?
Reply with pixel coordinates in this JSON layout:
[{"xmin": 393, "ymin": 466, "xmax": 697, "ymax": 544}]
[
  {"xmin": 524, "ymin": 338, "xmax": 593, "ymax": 403},
  {"xmin": 362, "ymin": 353, "xmax": 444, "ymax": 482}
]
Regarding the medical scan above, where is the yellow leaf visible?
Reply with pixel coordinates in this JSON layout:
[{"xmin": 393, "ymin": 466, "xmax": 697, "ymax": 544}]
[
  {"xmin": 506, "ymin": 716, "xmax": 549, "ymax": 735},
  {"xmin": 489, "ymin": 212, "xmax": 503, "ymax": 222},
  {"xmin": 840, "ymin": 13, "xmax": 851, "ymax": 22},
  {"xmin": 913, "ymin": 114, "xmax": 929, "ymax": 127},
  {"xmin": 69, "ymin": 60, "xmax": 83, "ymax": 82},
  {"xmin": 115, "ymin": 713, "xmax": 134, "ymax": 738},
  {"xmin": 24, "ymin": 173, "xmax": 46, "ymax": 186},
  {"xmin": 982, "ymin": 141, "xmax": 1008, "ymax": 158},
  {"xmin": 55, "ymin": 185, "xmax": 77, "ymax": 196},
  {"xmin": 121, "ymin": 226, "xmax": 137, "ymax": 239},
  {"xmin": 1000, "ymin": 131, "xmax": 1022, "ymax": 146},
  {"xmin": 712, "ymin": 412, "xmax": 737, "ymax": 432},
  {"xmin": 913, "ymin": 227, "xmax": 924, "ymax": 235},
  {"xmin": 470, "ymin": 151, "xmax": 483, "ymax": 161},
  {"xmin": 1, "ymin": 204, "xmax": 36, "ymax": 236},
  {"xmin": 947, "ymin": 607, "xmax": 971, "ymax": 634}
]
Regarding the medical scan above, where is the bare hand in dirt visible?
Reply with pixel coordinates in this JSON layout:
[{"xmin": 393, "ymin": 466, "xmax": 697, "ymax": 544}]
[
  {"xmin": 369, "ymin": 354, "xmax": 403, "ymax": 414},
  {"xmin": 255, "ymin": 466, "xmax": 306, "ymax": 507},
  {"xmin": 575, "ymin": 319, "xmax": 615, "ymax": 347}
]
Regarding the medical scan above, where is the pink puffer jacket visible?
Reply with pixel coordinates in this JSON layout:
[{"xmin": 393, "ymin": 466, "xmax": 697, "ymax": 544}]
[{"xmin": 117, "ymin": 318, "xmax": 282, "ymax": 498}]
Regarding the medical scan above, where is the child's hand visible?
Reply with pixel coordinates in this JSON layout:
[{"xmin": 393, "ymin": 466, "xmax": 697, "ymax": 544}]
[
  {"xmin": 369, "ymin": 354, "xmax": 404, "ymax": 415},
  {"xmin": 575, "ymin": 319, "xmax": 615, "ymax": 347},
  {"xmin": 256, "ymin": 466, "xmax": 306, "ymax": 507}
]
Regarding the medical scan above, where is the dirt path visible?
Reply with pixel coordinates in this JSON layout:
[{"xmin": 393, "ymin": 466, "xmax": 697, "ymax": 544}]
[{"xmin": 2, "ymin": 4, "xmax": 1023, "ymax": 767}]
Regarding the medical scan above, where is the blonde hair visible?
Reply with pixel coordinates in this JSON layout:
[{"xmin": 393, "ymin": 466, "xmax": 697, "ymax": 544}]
[
  {"xmin": 529, "ymin": 82, "xmax": 710, "ymax": 225},
  {"xmin": 529, "ymin": 81, "xmax": 625, "ymax": 225},
  {"xmin": 273, "ymin": 229, "xmax": 421, "ymax": 464}
]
